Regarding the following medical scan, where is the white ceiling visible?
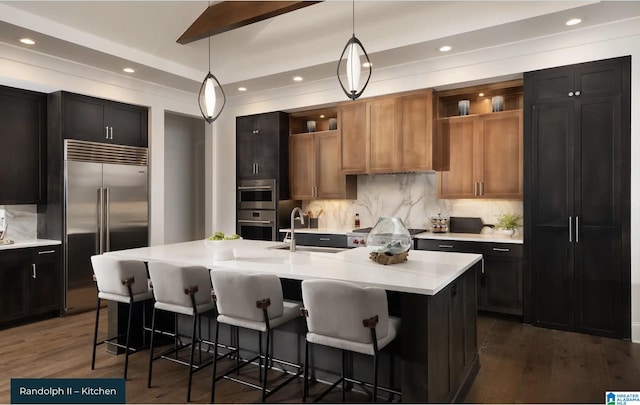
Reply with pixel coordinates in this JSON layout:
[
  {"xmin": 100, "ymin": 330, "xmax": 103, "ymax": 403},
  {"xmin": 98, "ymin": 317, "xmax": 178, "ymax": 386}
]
[{"xmin": 1, "ymin": 1, "xmax": 639, "ymax": 96}]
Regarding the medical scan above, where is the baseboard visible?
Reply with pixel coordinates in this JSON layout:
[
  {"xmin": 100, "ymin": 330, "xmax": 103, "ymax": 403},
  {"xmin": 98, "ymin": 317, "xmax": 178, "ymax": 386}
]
[{"xmin": 632, "ymin": 322, "xmax": 640, "ymax": 343}]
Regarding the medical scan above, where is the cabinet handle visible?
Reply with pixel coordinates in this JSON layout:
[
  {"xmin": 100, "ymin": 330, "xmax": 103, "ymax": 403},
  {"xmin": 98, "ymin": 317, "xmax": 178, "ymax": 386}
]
[
  {"xmin": 105, "ymin": 126, "xmax": 109, "ymax": 139},
  {"xmin": 576, "ymin": 216, "xmax": 579, "ymax": 242},
  {"xmin": 438, "ymin": 244, "xmax": 454, "ymax": 248},
  {"xmin": 32, "ymin": 263, "xmax": 37, "ymax": 279},
  {"xmin": 568, "ymin": 216, "xmax": 573, "ymax": 243},
  {"xmin": 480, "ymin": 182, "xmax": 484, "ymax": 196},
  {"xmin": 568, "ymin": 92, "xmax": 574, "ymax": 97},
  {"xmin": 319, "ymin": 238, "xmax": 331, "ymax": 241},
  {"xmin": 38, "ymin": 250, "xmax": 56, "ymax": 255},
  {"xmin": 255, "ymin": 163, "xmax": 259, "ymax": 174},
  {"xmin": 473, "ymin": 182, "xmax": 477, "ymax": 196},
  {"xmin": 238, "ymin": 219, "xmax": 272, "ymax": 224},
  {"xmin": 109, "ymin": 126, "xmax": 114, "ymax": 140},
  {"xmin": 575, "ymin": 90, "xmax": 581, "ymax": 96},
  {"xmin": 482, "ymin": 258, "xmax": 485, "ymax": 274},
  {"xmin": 492, "ymin": 247, "xmax": 510, "ymax": 252}
]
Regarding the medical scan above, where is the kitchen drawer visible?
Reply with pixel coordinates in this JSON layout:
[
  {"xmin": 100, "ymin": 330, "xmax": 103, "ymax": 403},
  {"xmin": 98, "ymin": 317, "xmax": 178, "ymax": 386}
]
[
  {"xmin": 481, "ymin": 243, "xmax": 522, "ymax": 258},
  {"xmin": 415, "ymin": 239, "xmax": 479, "ymax": 253},
  {"xmin": 302, "ymin": 233, "xmax": 347, "ymax": 248}
]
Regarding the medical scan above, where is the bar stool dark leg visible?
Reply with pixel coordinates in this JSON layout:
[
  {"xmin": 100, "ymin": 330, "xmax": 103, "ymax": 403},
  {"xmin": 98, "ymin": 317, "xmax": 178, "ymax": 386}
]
[
  {"xmin": 341, "ymin": 350, "xmax": 346, "ymax": 402},
  {"xmin": 258, "ymin": 332, "xmax": 263, "ymax": 383},
  {"xmin": 261, "ymin": 329, "xmax": 270, "ymax": 402},
  {"xmin": 186, "ymin": 313, "xmax": 198, "ymax": 402},
  {"xmin": 91, "ymin": 297, "xmax": 101, "ymax": 370},
  {"xmin": 303, "ymin": 340, "xmax": 309, "ymax": 402},
  {"xmin": 123, "ymin": 298, "xmax": 134, "ymax": 380},
  {"xmin": 210, "ymin": 320, "xmax": 220, "ymax": 403},
  {"xmin": 147, "ymin": 308, "xmax": 157, "ymax": 388},
  {"xmin": 235, "ymin": 326, "xmax": 240, "ymax": 375},
  {"xmin": 372, "ymin": 352, "xmax": 378, "ymax": 403}
]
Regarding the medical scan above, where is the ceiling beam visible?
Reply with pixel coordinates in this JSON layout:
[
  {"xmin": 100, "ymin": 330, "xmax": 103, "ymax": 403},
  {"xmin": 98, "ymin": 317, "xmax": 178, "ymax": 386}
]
[{"xmin": 177, "ymin": 1, "xmax": 321, "ymax": 44}]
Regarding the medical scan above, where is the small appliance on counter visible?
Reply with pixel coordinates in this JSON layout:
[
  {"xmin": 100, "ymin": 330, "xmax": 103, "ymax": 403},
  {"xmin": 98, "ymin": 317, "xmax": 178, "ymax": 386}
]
[{"xmin": 430, "ymin": 213, "xmax": 449, "ymax": 233}]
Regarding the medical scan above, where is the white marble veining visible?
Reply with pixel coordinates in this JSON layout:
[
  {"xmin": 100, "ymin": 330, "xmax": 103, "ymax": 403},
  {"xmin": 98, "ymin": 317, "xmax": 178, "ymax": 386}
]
[
  {"xmin": 302, "ymin": 173, "xmax": 523, "ymax": 231},
  {"xmin": 106, "ymin": 239, "xmax": 482, "ymax": 296},
  {"xmin": 0, "ymin": 205, "xmax": 38, "ymax": 241}
]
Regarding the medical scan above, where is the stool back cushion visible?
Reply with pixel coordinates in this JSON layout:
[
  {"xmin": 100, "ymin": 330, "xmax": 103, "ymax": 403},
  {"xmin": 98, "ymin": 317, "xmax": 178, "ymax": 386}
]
[
  {"xmin": 91, "ymin": 255, "xmax": 149, "ymax": 297},
  {"xmin": 211, "ymin": 270, "xmax": 284, "ymax": 322},
  {"xmin": 148, "ymin": 262, "xmax": 212, "ymax": 308},
  {"xmin": 301, "ymin": 279, "xmax": 389, "ymax": 344}
]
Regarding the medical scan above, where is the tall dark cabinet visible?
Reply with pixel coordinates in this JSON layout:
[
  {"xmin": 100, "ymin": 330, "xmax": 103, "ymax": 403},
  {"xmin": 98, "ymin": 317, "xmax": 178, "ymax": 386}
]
[{"xmin": 523, "ymin": 56, "xmax": 631, "ymax": 338}]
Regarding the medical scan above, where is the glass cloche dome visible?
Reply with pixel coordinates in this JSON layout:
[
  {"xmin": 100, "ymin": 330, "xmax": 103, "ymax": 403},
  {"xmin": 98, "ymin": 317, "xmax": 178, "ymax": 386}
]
[{"xmin": 366, "ymin": 216, "xmax": 411, "ymax": 254}]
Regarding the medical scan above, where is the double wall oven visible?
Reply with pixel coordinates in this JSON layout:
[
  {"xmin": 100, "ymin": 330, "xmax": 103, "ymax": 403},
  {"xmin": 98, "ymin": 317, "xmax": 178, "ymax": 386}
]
[{"xmin": 236, "ymin": 179, "xmax": 284, "ymax": 241}]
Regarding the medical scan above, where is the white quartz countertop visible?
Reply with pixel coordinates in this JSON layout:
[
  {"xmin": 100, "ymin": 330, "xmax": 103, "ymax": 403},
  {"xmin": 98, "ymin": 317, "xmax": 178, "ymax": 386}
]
[
  {"xmin": 106, "ymin": 239, "xmax": 481, "ymax": 296},
  {"xmin": 0, "ymin": 239, "xmax": 62, "ymax": 250},
  {"xmin": 279, "ymin": 228, "xmax": 351, "ymax": 235}
]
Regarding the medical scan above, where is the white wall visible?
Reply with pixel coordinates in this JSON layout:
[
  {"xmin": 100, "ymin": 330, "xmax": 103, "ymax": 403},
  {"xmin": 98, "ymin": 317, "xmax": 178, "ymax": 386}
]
[
  {"xmin": 212, "ymin": 18, "xmax": 640, "ymax": 342},
  {"xmin": 164, "ymin": 112, "xmax": 206, "ymax": 244}
]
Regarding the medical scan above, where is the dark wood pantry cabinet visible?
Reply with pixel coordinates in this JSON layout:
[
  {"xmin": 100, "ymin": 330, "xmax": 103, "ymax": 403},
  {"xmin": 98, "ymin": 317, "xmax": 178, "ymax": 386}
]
[
  {"xmin": 523, "ymin": 56, "xmax": 631, "ymax": 338},
  {"xmin": 236, "ymin": 112, "xmax": 290, "ymax": 199},
  {"xmin": 0, "ymin": 85, "xmax": 47, "ymax": 204}
]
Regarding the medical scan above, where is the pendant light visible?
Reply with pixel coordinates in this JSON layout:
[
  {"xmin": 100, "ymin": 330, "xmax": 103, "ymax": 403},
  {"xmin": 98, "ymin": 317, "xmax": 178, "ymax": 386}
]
[
  {"xmin": 337, "ymin": 0, "xmax": 372, "ymax": 100},
  {"xmin": 198, "ymin": 7, "xmax": 226, "ymax": 124}
]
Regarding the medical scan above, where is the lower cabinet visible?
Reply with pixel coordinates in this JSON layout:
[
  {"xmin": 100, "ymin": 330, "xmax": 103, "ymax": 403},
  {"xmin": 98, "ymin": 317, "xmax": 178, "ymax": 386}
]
[
  {"xmin": 0, "ymin": 246, "xmax": 61, "ymax": 327},
  {"xmin": 290, "ymin": 233, "xmax": 347, "ymax": 248},
  {"xmin": 415, "ymin": 239, "xmax": 523, "ymax": 315}
]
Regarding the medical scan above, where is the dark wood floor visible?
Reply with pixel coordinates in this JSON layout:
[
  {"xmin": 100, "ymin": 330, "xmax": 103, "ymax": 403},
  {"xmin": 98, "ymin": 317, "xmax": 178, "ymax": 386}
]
[{"xmin": 1, "ymin": 311, "xmax": 639, "ymax": 403}]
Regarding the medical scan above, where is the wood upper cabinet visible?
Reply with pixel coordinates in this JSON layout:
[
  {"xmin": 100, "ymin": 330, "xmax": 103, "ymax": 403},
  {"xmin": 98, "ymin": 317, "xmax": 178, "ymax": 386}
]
[
  {"xmin": 368, "ymin": 97, "xmax": 399, "ymax": 173},
  {"xmin": 289, "ymin": 109, "xmax": 356, "ymax": 200},
  {"xmin": 437, "ymin": 110, "xmax": 523, "ymax": 199},
  {"xmin": 338, "ymin": 102, "xmax": 367, "ymax": 174},
  {"xmin": 338, "ymin": 89, "xmax": 443, "ymax": 174}
]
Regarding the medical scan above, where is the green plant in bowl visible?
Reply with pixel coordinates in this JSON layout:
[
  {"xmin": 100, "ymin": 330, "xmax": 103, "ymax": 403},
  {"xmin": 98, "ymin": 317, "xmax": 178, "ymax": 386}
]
[{"xmin": 495, "ymin": 213, "xmax": 522, "ymax": 231}]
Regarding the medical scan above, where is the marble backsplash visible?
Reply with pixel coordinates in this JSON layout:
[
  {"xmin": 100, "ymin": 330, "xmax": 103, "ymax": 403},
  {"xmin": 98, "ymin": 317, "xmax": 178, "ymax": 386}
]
[
  {"xmin": 0, "ymin": 205, "xmax": 38, "ymax": 240},
  {"xmin": 302, "ymin": 173, "xmax": 523, "ymax": 230}
]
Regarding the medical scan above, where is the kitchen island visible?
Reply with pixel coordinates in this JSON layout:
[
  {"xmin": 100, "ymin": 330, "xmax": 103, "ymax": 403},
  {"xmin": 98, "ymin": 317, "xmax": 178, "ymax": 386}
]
[{"xmin": 107, "ymin": 240, "xmax": 482, "ymax": 403}]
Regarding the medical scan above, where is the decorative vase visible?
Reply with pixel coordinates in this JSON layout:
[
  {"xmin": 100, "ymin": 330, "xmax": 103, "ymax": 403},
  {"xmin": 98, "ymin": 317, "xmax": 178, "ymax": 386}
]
[{"xmin": 366, "ymin": 216, "xmax": 411, "ymax": 254}]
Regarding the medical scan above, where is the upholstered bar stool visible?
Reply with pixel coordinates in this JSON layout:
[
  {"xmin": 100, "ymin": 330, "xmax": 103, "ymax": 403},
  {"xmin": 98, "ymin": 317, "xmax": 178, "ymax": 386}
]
[
  {"xmin": 90, "ymin": 255, "xmax": 154, "ymax": 380},
  {"xmin": 210, "ymin": 269, "xmax": 303, "ymax": 402},
  {"xmin": 300, "ymin": 279, "xmax": 401, "ymax": 403},
  {"xmin": 146, "ymin": 262, "xmax": 217, "ymax": 402}
]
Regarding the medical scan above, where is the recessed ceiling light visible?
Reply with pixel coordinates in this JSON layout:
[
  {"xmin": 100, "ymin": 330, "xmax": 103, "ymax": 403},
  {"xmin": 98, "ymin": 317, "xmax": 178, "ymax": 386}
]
[
  {"xmin": 439, "ymin": 45, "xmax": 452, "ymax": 52},
  {"xmin": 19, "ymin": 38, "xmax": 35, "ymax": 45},
  {"xmin": 320, "ymin": 115, "xmax": 325, "ymax": 118},
  {"xmin": 293, "ymin": 76, "xmax": 303, "ymax": 82},
  {"xmin": 123, "ymin": 67, "xmax": 135, "ymax": 73},
  {"xmin": 566, "ymin": 18, "xmax": 582, "ymax": 26},
  {"xmin": 479, "ymin": 93, "xmax": 485, "ymax": 97},
  {"xmin": 362, "ymin": 62, "xmax": 372, "ymax": 68},
  {"xmin": 238, "ymin": 87, "xmax": 247, "ymax": 92}
]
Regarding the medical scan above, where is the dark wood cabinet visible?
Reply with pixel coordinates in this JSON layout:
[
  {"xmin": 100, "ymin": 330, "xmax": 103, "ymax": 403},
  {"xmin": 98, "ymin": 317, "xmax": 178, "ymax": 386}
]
[
  {"xmin": 0, "ymin": 85, "xmax": 47, "ymax": 204},
  {"xmin": 415, "ymin": 238, "xmax": 523, "ymax": 315},
  {"xmin": 524, "ymin": 56, "xmax": 631, "ymax": 338},
  {"xmin": 236, "ymin": 112, "xmax": 290, "ymax": 199},
  {"xmin": 58, "ymin": 92, "xmax": 148, "ymax": 147},
  {"xmin": 0, "ymin": 245, "xmax": 61, "ymax": 327},
  {"xmin": 299, "ymin": 233, "xmax": 347, "ymax": 248}
]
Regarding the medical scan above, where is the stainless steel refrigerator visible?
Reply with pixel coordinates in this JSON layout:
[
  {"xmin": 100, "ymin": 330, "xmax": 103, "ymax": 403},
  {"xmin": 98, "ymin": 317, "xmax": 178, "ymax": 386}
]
[{"xmin": 64, "ymin": 140, "xmax": 148, "ymax": 314}]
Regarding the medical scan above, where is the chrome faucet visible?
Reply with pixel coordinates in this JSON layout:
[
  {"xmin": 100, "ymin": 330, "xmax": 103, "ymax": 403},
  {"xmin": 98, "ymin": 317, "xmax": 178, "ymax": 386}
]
[{"xmin": 290, "ymin": 207, "xmax": 304, "ymax": 252}]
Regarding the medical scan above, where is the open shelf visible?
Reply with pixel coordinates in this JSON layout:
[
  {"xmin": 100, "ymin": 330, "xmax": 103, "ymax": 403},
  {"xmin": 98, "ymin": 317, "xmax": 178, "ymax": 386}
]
[
  {"xmin": 436, "ymin": 79, "xmax": 523, "ymax": 118},
  {"xmin": 289, "ymin": 107, "xmax": 338, "ymax": 135}
]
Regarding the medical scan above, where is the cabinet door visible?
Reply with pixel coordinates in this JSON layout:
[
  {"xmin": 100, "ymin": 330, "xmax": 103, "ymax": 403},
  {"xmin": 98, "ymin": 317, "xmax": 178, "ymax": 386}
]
[
  {"xmin": 0, "ymin": 86, "xmax": 46, "ymax": 204},
  {"xmin": 289, "ymin": 134, "xmax": 315, "ymax": 200},
  {"xmin": 398, "ymin": 91, "xmax": 437, "ymax": 171},
  {"xmin": 316, "ymin": 131, "xmax": 349, "ymax": 199},
  {"xmin": 29, "ymin": 247, "xmax": 61, "ymax": 315},
  {"xmin": 236, "ymin": 131, "xmax": 256, "ymax": 180},
  {"xmin": 480, "ymin": 110, "xmax": 523, "ymax": 198},
  {"xmin": 338, "ymin": 102, "xmax": 367, "ymax": 174},
  {"xmin": 480, "ymin": 255, "xmax": 523, "ymax": 315},
  {"xmin": 436, "ymin": 116, "xmax": 479, "ymax": 198},
  {"xmin": 368, "ymin": 97, "xmax": 398, "ymax": 173},
  {"xmin": 528, "ymin": 100, "xmax": 574, "ymax": 330},
  {"xmin": 574, "ymin": 58, "xmax": 624, "ymax": 99},
  {"xmin": 253, "ymin": 132, "xmax": 279, "ymax": 179},
  {"xmin": 63, "ymin": 93, "xmax": 108, "ymax": 142},
  {"xmin": 573, "ymin": 94, "xmax": 623, "ymax": 337},
  {"xmin": 108, "ymin": 102, "xmax": 148, "ymax": 147},
  {"xmin": 0, "ymin": 249, "xmax": 30, "ymax": 322}
]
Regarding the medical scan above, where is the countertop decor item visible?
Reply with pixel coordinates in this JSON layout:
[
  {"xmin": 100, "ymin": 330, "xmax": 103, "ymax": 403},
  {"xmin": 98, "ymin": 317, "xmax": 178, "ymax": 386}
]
[
  {"xmin": 369, "ymin": 250, "xmax": 408, "ymax": 265},
  {"xmin": 495, "ymin": 213, "xmax": 522, "ymax": 236},
  {"xmin": 366, "ymin": 216, "xmax": 411, "ymax": 255},
  {"xmin": 197, "ymin": 2, "xmax": 226, "ymax": 124},
  {"xmin": 430, "ymin": 213, "xmax": 449, "ymax": 233},
  {"xmin": 336, "ymin": 0, "xmax": 372, "ymax": 100}
]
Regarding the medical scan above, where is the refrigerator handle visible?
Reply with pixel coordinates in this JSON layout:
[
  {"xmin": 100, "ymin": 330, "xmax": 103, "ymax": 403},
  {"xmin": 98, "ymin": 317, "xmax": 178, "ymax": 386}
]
[
  {"xmin": 105, "ymin": 187, "xmax": 111, "ymax": 252},
  {"xmin": 97, "ymin": 188, "xmax": 104, "ymax": 254}
]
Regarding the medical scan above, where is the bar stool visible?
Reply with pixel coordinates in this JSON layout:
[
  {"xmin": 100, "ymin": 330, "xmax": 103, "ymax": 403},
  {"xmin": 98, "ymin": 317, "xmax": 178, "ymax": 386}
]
[
  {"xmin": 90, "ymin": 255, "xmax": 153, "ymax": 380},
  {"xmin": 300, "ymin": 279, "xmax": 401, "ymax": 402},
  {"xmin": 210, "ymin": 269, "xmax": 303, "ymax": 403},
  {"xmin": 146, "ymin": 262, "xmax": 217, "ymax": 402}
]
